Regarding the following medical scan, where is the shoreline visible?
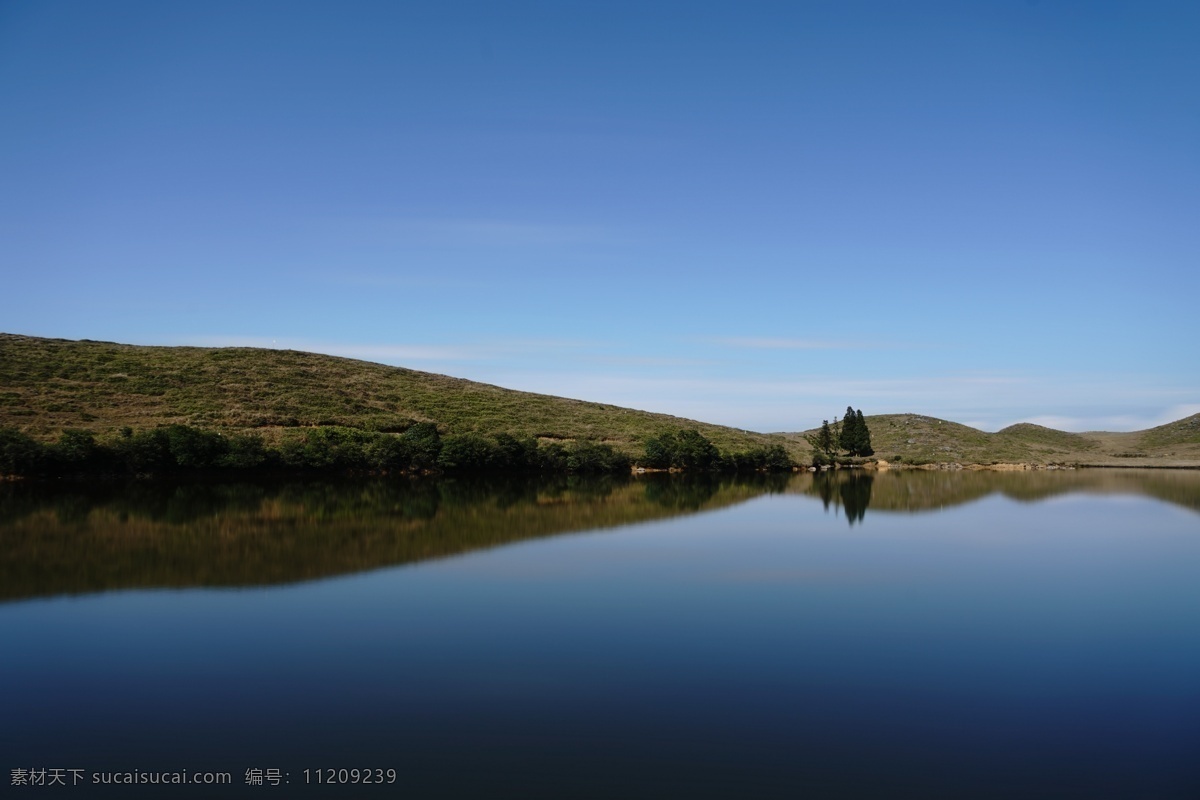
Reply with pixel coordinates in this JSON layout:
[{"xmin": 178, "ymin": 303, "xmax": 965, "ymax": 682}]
[
  {"xmin": 862, "ymin": 460, "xmax": 1200, "ymax": 472},
  {"xmin": 781, "ymin": 460, "xmax": 1200, "ymax": 474}
]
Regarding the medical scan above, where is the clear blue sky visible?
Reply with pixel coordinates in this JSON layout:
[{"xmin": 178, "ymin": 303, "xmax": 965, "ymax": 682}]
[{"xmin": 2, "ymin": 1, "xmax": 1196, "ymax": 432}]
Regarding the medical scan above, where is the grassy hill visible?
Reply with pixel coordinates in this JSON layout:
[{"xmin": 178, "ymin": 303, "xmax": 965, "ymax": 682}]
[
  {"xmin": 0, "ymin": 333, "xmax": 797, "ymax": 458},
  {"xmin": 786, "ymin": 412, "xmax": 1200, "ymax": 467},
  {"xmin": 2, "ymin": 334, "xmax": 1197, "ymax": 467}
]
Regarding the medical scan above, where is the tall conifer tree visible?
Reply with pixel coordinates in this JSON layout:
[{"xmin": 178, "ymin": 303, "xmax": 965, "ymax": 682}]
[
  {"xmin": 839, "ymin": 406, "xmax": 858, "ymax": 454},
  {"xmin": 855, "ymin": 409, "xmax": 873, "ymax": 456}
]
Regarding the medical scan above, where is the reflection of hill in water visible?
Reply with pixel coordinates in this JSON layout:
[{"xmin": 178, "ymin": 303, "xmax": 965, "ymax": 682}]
[
  {"xmin": 792, "ymin": 468, "xmax": 1200, "ymax": 517},
  {"xmin": 3, "ymin": 469, "xmax": 1195, "ymax": 602},
  {"xmin": 0, "ymin": 474, "xmax": 786, "ymax": 602}
]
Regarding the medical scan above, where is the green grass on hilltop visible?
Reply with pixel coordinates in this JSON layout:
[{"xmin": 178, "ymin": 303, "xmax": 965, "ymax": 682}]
[
  {"xmin": 994, "ymin": 423, "xmax": 1096, "ymax": 453},
  {"xmin": 1138, "ymin": 414, "xmax": 1200, "ymax": 448}
]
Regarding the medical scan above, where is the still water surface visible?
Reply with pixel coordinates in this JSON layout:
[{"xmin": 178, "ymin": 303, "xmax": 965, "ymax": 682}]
[{"xmin": 2, "ymin": 470, "xmax": 1198, "ymax": 798}]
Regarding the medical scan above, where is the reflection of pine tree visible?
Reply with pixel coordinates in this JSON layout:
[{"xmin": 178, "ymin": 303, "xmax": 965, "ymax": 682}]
[
  {"xmin": 813, "ymin": 471, "xmax": 837, "ymax": 510},
  {"xmin": 839, "ymin": 472, "xmax": 874, "ymax": 526},
  {"xmin": 811, "ymin": 471, "xmax": 874, "ymax": 525}
]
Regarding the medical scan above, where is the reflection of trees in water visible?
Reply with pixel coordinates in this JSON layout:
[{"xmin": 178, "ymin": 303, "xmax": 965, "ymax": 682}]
[
  {"xmin": 9, "ymin": 468, "xmax": 1193, "ymax": 602},
  {"xmin": 643, "ymin": 474, "xmax": 720, "ymax": 510},
  {"xmin": 810, "ymin": 471, "xmax": 874, "ymax": 526},
  {"xmin": 795, "ymin": 467, "xmax": 1200, "ymax": 517},
  {"xmin": 839, "ymin": 473, "xmax": 873, "ymax": 525},
  {"xmin": 0, "ymin": 473, "xmax": 769, "ymax": 601},
  {"xmin": 0, "ymin": 480, "xmax": 273, "ymax": 527},
  {"xmin": 642, "ymin": 472, "xmax": 791, "ymax": 510}
]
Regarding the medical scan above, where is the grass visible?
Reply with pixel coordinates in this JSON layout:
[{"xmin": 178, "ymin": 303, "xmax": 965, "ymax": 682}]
[
  {"xmin": 4, "ymin": 333, "xmax": 1198, "ymax": 467},
  {"xmin": 786, "ymin": 412, "xmax": 1200, "ymax": 467},
  {"xmin": 0, "ymin": 334, "xmax": 804, "ymax": 459}
]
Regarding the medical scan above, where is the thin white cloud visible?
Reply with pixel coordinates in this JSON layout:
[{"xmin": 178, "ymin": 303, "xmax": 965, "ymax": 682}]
[
  {"xmin": 1001, "ymin": 404, "xmax": 1200, "ymax": 433},
  {"xmin": 180, "ymin": 336, "xmax": 593, "ymax": 364},
  {"xmin": 586, "ymin": 355, "xmax": 721, "ymax": 368},
  {"xmin": 162, "ymin": 337, "xmax": 1199, "ymax": 434},
  {"xmin": 1154, "ymin": 403, "xmax": 1200, "ymax": 426},
  {"xmin": 479, "ymin": 370, "xmax": 1199, "ymax": 433},
  {"xmin": 335, "ymin": 217, "xmax": 612, "ymax": 247},
  {"xmin": 705, "ymin": 337, "xmax": 866, "ymax": 350},
  {"xmin": 185, "ymin": 336, "xmax": 484, "ymax": 361},
  {"xmin": 323, "ymin": 272, "xmax": 488, "ymax": 291}
]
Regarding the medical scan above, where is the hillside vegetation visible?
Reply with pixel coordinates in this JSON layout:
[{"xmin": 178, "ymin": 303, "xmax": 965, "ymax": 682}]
[
  {"xmin": 787, "ymin": 413, "xmax": 1200, "ymax": 467},
  {"xmin": 2, "ymin": 334, "xmax": 1197, "ymax": 468},
  {"xmin": 0, "ymin": 334, "xmax": 797, "ymax": 459}
]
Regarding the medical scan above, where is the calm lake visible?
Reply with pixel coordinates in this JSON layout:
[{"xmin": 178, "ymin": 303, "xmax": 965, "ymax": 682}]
[{"xmin": 2, "ymin": 469, "xmax": 1198, "ymax": 798}]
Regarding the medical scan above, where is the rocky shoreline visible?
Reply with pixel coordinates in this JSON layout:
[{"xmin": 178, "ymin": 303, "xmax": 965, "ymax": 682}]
[{"xmin": 866, "ymin": 460, "xmax": 1200, "ymax": 472}]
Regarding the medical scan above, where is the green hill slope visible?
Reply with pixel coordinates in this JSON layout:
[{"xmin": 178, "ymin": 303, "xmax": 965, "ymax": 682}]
[
  {"xmin": 1136, "ymin": 414, "xmax": 1200, "ymax": 448},
  {"xmin": 786, "ymin": 412, "xmax": 1200, "ymax": 466},
  {"xmin": 0, "ymin": 333, "xmax": 795, "ymax": 457},
  {"xmin": 3, "ymin": 334, "xmax": 1196, "ymax": 467}
]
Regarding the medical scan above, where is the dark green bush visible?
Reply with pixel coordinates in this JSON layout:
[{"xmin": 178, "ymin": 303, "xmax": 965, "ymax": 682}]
[
  {"xmin": 164, "ymin": 425, "xmax": 227, "ymax": 469},
  {"xmin": 566, "ymin": 442, "xmax": 630, "ymax": 474},
  {"xmin": 642, "ymin": 431, "xmax": 677, "ymax": 469},
  {"xmin": 365, "ymin": 435, "xmax": 413, "ymax": 471},
  {"xmin": 280, "ymin": 427, "xmax": 370, "ymax": 470},
  {"xmin": 115, "ymin": 428, "xmax": 173, "ymax": 474},
  {"xmin": 437, "ymin": 433, "xmax": 497, "ymax": 472},
  {"xmin": 640, "ymin": 429, "xmax": 724, "ymax": 471},
  {"xmin": 537, "ymin": 443, "xmax": 569, "ymax": 472},
  {"xmin": 51, "ymin": 429, "xmax": 104, "ymax": 473},
  {"xmin": 0, "ymin": 428, "xmax": 46, "ymax": 475},
  {"xmin": 401, "ymin": 423, "xmax": 442, "ymax": 472},
  {"xmin": 491, "ymin": 433, "xmax": 538, "ymax": 472},
  {"xmin": 219, "ymin": 434, "xmax": 269, "ymax": 469}
]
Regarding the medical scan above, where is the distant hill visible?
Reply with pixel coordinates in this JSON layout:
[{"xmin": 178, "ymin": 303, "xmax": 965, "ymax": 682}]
[
  {"xmin": 785, "ymin": 412, "xmax": 1200, "ymax": 467},
  {"xmin": 2, "ymin": 334, "xmax": 1197, "ymax": 467}
]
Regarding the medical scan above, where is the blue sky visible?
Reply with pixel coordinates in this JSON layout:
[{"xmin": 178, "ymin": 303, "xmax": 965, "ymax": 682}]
[{"xmin": 1, "ymin": 1, "xmax": 1197, "ymax": 432}]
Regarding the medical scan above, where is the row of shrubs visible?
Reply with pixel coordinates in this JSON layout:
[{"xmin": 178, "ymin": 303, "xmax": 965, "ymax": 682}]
[
  {"xmin": 0, "ymin": 424, "xmax": 630, "ymax": 478},
  {"xmin": 641, "ymin": 429, "xmax": 794, "ymax": 472},
  {"xmin": 1, "ymin": 424, "xmax": 798, "ymax": 478}
]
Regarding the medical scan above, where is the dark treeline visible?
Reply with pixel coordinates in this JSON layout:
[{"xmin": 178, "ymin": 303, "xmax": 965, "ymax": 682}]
[
  {"xmin": 0, "ymin": 423, "xmax": 627, "ymax": 478},
  {"xmin": 0, "ymin": 424, "xmax": 795, "ymax": 479},
  {"xmin": 641, "ymin": 429, "xmax": 793, "ymax": 473}
]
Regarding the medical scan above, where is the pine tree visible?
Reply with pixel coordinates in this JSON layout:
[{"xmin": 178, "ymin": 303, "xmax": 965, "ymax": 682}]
[
  {"xmin": 808, "ymin": 407, "xmax": 873, "ymax": 462},
  {"xmin": 805, "ymin": 420, "xmax": 837, "ymax": 461},
  {"xmin": 855, "ymin": 409, "xmax": 873, "ymax": 456},
  {"xmin": 838, "ymin": 406, "xmax": 858, "ymax": 454}
]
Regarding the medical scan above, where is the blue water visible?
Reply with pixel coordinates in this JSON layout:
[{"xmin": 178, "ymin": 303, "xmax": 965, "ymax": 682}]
[{"xmin": 2, "ymin": 481, "xmax": 1198, "ymax": 798}]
